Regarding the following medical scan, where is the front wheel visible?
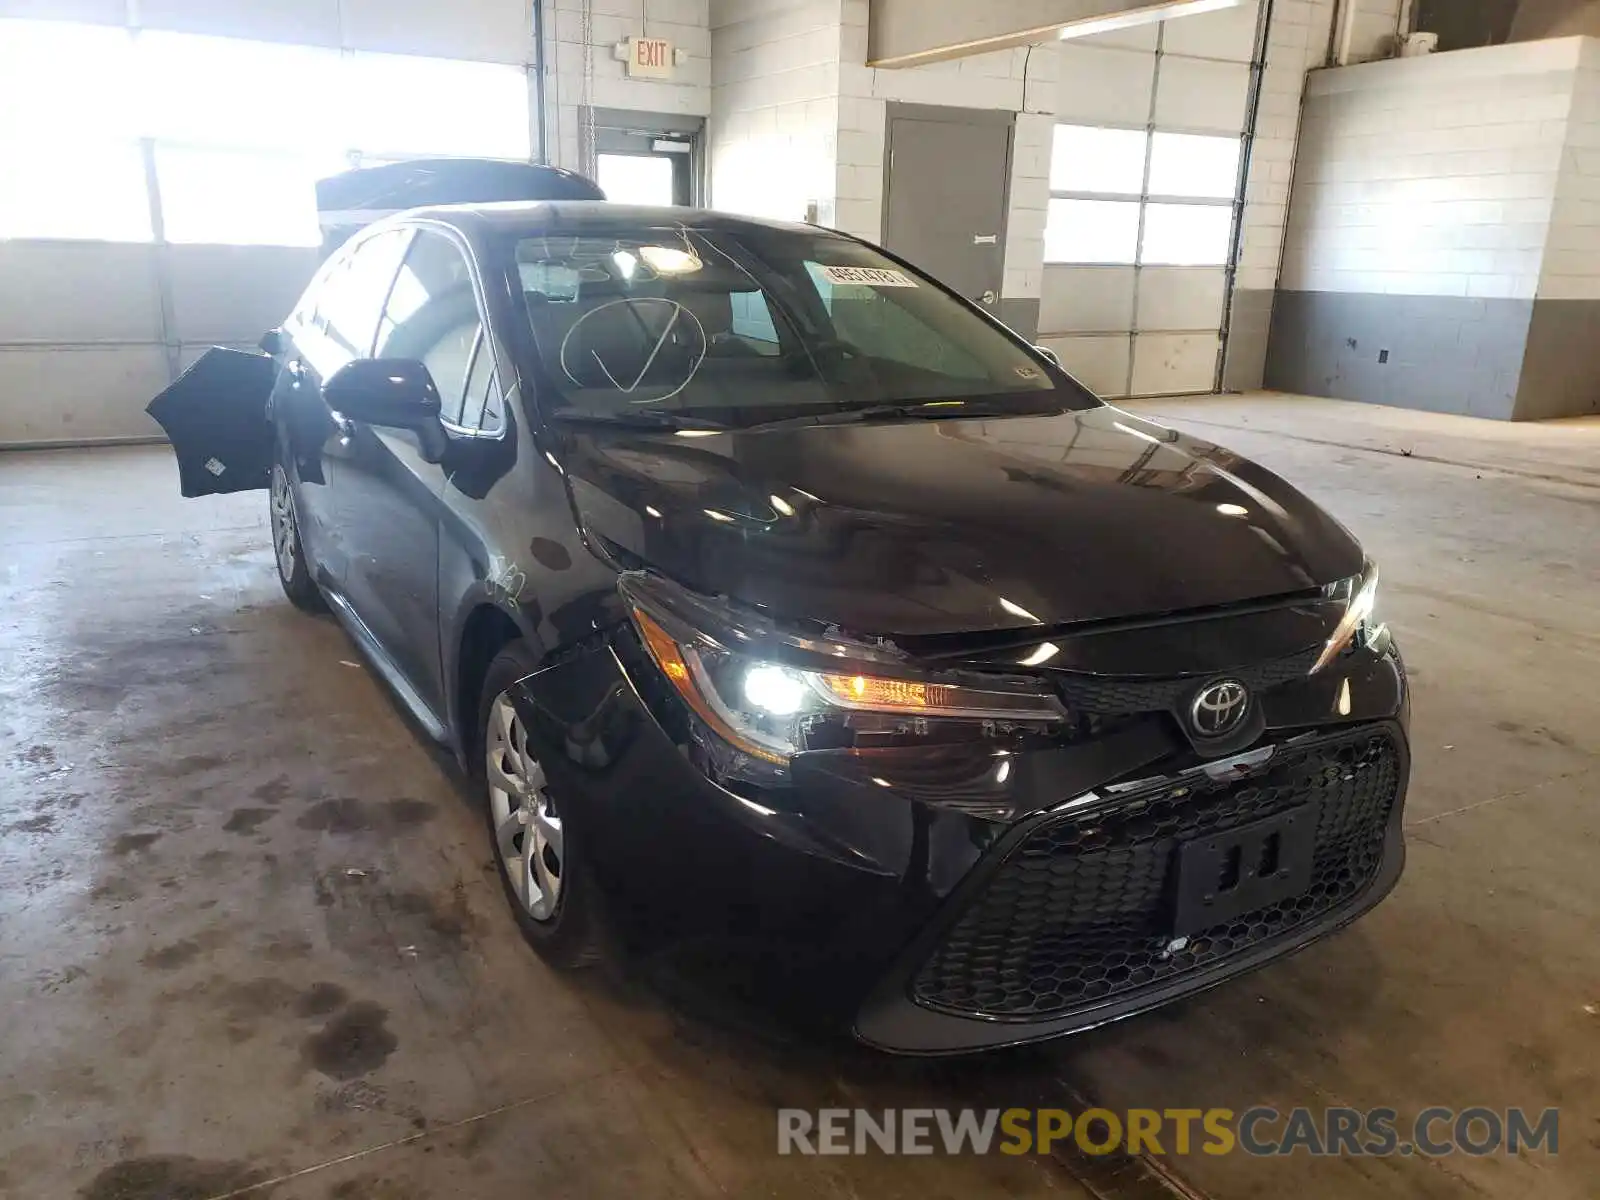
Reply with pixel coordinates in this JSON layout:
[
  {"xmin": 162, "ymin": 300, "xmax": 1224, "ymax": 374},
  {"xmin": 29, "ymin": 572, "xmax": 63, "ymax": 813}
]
[
  {"xmin": 269, "ymin": 460, "xmax": 324, "ymax": 612},
  {"xmin": 477, "ymin": 643, "xmax": 602, "ymax": 968}
]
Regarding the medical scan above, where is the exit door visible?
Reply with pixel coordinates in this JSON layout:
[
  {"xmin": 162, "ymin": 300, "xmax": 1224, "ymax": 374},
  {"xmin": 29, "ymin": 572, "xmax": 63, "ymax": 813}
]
[
  {"xmin": 883, "ymin": 105, "xmax": 1013, "ymax": 312},
  {"xmin": 592, "ymin": 109, "xmax": 703, "ymax": 207}
]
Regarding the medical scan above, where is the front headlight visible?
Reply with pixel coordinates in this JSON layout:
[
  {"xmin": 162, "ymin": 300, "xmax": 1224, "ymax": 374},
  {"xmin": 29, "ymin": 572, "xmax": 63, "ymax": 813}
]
[
  {"xmin": 1312, "ymin": 559, "xmax": 1382, "ymax": 674},
  {"xmin": 622, "ymin": 574, "xmax": 1066, "ymax": 782}
]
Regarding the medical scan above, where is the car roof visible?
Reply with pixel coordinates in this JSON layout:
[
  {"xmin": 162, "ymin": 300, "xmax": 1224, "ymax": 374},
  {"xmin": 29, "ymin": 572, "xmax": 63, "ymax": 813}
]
[{"xmin": 395, "ymin": 200, "xmax": 843, "ymax": 242}]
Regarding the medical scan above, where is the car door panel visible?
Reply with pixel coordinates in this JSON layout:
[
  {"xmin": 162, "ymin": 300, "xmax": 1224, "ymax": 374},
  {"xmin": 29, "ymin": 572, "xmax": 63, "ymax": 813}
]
[
  {"xmin": 337, "ymin": 227, "xmax": 487, "ymax": 721},
  {"xmin": 274, "ymin": 228, "xmax": 414, "ymax": 595},
  {"xmin": 145, "ymin": 347, "xmax": 277, "ymax": 496}
]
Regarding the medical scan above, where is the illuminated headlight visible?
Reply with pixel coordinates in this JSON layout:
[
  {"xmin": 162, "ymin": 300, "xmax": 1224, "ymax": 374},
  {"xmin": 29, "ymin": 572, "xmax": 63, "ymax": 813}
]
[
  {"xmin": 1312, "ymin": 559, "xmax": 1382, "ymax": 674},
  {"xmin": 622, "ymin": 575, "xmax": 1066, "ymax": 777}
]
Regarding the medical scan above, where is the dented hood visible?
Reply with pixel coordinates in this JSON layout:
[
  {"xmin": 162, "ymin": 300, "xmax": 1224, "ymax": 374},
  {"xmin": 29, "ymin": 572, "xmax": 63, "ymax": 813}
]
[{"xmin": 562, "ymin": 406, "xmax": 1365, "ymax": 638}]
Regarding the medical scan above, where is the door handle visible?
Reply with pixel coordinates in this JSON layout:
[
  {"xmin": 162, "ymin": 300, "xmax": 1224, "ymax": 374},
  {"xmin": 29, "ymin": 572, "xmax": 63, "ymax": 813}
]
[{"xmin": 979, "ymin": 290, "xmax": 998, "ymax": 306}]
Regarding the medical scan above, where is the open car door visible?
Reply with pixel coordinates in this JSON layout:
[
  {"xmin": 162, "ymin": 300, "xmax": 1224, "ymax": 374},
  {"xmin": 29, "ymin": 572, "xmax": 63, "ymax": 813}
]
[{"xmin": 145, "ymin": 347, "xmax": 277, "ymax": 497}]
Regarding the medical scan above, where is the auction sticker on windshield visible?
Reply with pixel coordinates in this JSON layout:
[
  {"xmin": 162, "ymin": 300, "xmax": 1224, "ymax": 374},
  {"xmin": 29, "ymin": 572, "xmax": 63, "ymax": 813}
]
[{"xmin": 818, "ymin": 265, "xmax": 918, "ymax": 287}]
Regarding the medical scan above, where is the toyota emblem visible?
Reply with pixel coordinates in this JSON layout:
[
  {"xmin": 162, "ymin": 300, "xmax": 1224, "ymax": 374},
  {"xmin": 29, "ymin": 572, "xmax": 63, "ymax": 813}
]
[{"xmin": 1190, "ymin": 679, "xmax": 1249, "ymax": 738}]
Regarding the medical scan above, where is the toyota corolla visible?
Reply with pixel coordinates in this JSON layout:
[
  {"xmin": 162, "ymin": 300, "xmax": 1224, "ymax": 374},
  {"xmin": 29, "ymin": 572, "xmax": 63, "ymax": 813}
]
[{"xmin": 148, "ymin": 201, "xmax": 1409, "ymax": 1053}]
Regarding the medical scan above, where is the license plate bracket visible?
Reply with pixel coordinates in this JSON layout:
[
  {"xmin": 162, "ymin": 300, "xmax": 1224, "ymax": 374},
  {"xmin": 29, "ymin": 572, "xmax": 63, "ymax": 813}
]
[{"xmin": 1171, "ymin": 806, "xmax": 1317, "ymax": 937}]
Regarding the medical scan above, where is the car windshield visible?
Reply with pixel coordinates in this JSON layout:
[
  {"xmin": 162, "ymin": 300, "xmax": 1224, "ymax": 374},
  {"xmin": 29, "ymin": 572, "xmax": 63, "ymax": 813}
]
[{"xmin": 512, "ymin": 224, "xmax": 1097, "ymax": 428}]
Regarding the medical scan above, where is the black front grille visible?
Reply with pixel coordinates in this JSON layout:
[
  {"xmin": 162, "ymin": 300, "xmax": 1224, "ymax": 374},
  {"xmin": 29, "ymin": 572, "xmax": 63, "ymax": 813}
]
[
  {"xmin": 1048, "ymin": 648, "xmax": 1321, "ymax": 715},
  {"xmin": 910, "ymin": 728, "xmax": 1401, "ymax": 1020}
]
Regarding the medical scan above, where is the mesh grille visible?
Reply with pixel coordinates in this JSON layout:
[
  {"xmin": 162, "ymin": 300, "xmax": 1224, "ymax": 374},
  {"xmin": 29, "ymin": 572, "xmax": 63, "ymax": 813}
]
[
  {"xmin": 1048, "ymin": 648, "xmax": 1321, "ymax": 715},
  {"xmin": 910, "ymin": 728, "xmax": 1400, "ymax": 1020}
]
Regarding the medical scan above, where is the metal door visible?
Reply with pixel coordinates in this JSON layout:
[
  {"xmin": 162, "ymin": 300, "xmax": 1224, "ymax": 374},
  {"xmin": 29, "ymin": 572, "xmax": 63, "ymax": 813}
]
[{"xmin": 882, "ymin": 105, "xmax": 1013, "ymax": 312}]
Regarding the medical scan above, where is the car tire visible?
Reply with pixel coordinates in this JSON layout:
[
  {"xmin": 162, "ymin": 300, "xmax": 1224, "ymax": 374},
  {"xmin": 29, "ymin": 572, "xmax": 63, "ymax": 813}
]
[
  {"xmin": 269, "ymin": 459, "xmax": 325, "ymax": 613},
  {"xmin": 476, "ymin": 641, "xmax": 602, "ymax": 969}
]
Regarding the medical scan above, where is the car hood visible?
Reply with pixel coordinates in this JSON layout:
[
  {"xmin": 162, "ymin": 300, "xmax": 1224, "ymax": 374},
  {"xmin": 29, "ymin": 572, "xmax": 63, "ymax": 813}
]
[{"xmin": 560, "ymin": 406, "xmax": 1364, "ymax": 638}]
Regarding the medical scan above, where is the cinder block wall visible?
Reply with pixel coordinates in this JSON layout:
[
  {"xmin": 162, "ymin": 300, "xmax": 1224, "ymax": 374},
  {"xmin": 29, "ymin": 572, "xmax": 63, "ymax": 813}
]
[
  {"xmin": 707, "ymin": 0, "xmax": 1055, "ymax": 338},
  {"xmin": 543, "ymin": 0, "xmax": 712, "ymax": 173},
  {"xmin": 707, "ymin": 0, "xmax": 846, "ymax": 227},
  {"xmin": 1522, "ymin": 39, "xmax": 1600, "ymax": 417},
  {"xmin": 1269, "ymin": 39, "xmax": 1585, "ymax": 419}
]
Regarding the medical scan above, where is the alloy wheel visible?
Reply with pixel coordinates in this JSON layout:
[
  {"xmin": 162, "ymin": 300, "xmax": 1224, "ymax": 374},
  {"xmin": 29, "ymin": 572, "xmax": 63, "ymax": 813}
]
[
  {"xmin": 486, "ymin": 692, "xmax": 564, "ymax": 921},
  {"xmin": 270, "ymin": 464, "xmax": 297, "ymax": 582}
]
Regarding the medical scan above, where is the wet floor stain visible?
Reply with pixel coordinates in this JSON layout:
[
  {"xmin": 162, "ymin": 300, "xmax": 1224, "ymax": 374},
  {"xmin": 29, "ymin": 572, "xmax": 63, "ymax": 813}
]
[
  {"xmin": 154, "ymin": 753, "xmax": 229, "ymax": 779},
  {"xmin": 89, "ymin": 878, "xmax": 142, "ymax": 905},
  {"xmin": 4, "ymin": 814, "xmax": 55, "ymax": 835},
  {"xmin": 140, "ymin": 940, "xmax": 201, "ymax": 971},
  {"xmin": 302, "ymin": 1001, "xmax": 398, "ymax": 1080},
  {"xmin": 222, "ymin": 807, "xmax": 275, "ymax": 834},
  {"xmin": 329, "ymin": 1176, "xmax": 421, "ymax": 1200},
  {"xmin": 78, "ymin": 1155, "xmax": 265, "ymax": 1200},
  {"xmin": 110, "ymin": 832, "xmax": 161, "ymax": 856},
  {"xmin": 259, "ymin": 935, "xmax": 312, "ymax": 962},
  {"xmin": 388, "ymin": 887, "xmax": 478, "ymax": 948},
  {"xmin": 294, "ymin": 981, "xmax": 349, "ymax": 1017},
  {"xmin": 251, "ymin": 776, "xmax": 292, "ymax": 804},
  {"xmin": 37, "ymin": 965, "xmax": 88, "ymax": 995},
  {"xmin": 296, "ymin": 797, "xmax": 437, "ymax": 834}
]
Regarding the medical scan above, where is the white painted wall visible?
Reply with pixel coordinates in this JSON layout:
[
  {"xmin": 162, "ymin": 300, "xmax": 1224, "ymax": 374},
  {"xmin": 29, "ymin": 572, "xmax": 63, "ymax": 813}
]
[
  {"xmin": 1282, "ymin": 39, "xmax": 1583, "ymax": 302},
  {"xmin": 1235, "ymin": 0, "xmax": 1341, "ymax": 295},
  {"xmin": 835, "ymin": 0, "xmax": 1058, "ymax": 312},
  {"xmin": 1542, "ymin": 38, "xmax": 1600, "ymax": 298},
  {"xmin": 543, "ymin": 0, "xmax": 712, "ymax": 174},
  {"xmin": 707, "ymin": 0, "xmax": 845, "ymax": 226},
  {"xmin": 708, "ymin": 0, "xmax": 1055, "ymax": 318}
]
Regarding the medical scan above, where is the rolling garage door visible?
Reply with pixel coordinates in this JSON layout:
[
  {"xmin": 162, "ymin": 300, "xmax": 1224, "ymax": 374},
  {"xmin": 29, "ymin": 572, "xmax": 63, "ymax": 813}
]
[
  {"xmin": 0, "ymin": 17, "xmax": 534, "ymax": 447},
  {"xmin": 1039, "ymin": 3, "xmax": 1265, "ymax": 398}
]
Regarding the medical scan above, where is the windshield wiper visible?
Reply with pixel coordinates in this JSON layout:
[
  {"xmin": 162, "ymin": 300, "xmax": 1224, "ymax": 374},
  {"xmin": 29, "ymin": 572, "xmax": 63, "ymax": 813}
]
[
  {"xmin": 546, "ymin": 408, "xmax": 728, "ymax": 432},
  {"xmin": 743, "ymin": 398, "xmax": 1058, "ymax": 431}
]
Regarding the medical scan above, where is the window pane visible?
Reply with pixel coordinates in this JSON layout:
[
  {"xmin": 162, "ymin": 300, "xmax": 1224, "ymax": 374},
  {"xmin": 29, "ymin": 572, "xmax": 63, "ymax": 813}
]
[
  {"xmin": 597, "ymin": 154, "xmax": 675, "ymax": 206},
  {"xmin": 342, "ymin": 52, "xmax": 530, "ymax": 160},
  {"xmin": 1045, "ymin": 199, "xmax": 1140, "ymax": 264},
  {"xmin": 464, "ymin": 347, "xmax": 503, "ymax": 433},
  {"xmin": 137, "ymin": 32, "xmax": 344, "ymax": 155},
  {"xmin": 1049, "ymin": 125, "xmax": 1147, "ymax": 195},
  {"xmin": 308, "ymin": 229, "xmax": 412, "ymax": 376},
  {"xmin": 0, "ymin": 21, "xmax": 138, "ymax": 140},
  {"xmin": 516, "ymin": 230, "xmax": 1062, "ymax": 422},
  {"xmin": 1147, "ymin": 133, "xmax": 1241, "ymax": 199},
  {"xmin": 1141, "ymin": 204, "xmax": 1234, "ymax": 265},
  {"xmin": 155, "ymin": 147, "xmax": 327, "ymax": 246},
  {"xmin": 376, "ymin": 231, "xmax": 480, "ymax": 422},
  {"xmin": 728, "ymin": 290, "xmax": 781, "ymax": 355},
  {"xmin": 0, "ymin": 139, "xmax": 152, "ymax": 241}
]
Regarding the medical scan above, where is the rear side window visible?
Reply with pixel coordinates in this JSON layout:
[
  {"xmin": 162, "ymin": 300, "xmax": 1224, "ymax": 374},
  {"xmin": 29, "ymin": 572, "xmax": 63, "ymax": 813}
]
[{"xmin": 376, "ymin": 229, "xmax": 483, "ymax": 426}]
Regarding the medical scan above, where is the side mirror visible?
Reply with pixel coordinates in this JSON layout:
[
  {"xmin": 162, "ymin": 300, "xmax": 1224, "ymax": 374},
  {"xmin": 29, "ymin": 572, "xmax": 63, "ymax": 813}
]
[
  {"xmin": 324, "ymin": 358, "xmax": 448, "ymax": 462},
  {"xmin": 259, "ymin": 328, "xmax": 285, "ymax": 357},
  {"xmin": 1033, "ymin": 344, "xmax": 1061, "ymax": 369}
]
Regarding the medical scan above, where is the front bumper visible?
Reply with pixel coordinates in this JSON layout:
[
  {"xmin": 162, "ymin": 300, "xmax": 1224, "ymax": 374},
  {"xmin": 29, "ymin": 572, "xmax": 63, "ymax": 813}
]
[{"xmin": 511, "ymin": 630, "xmax": 1410, "ymax": 1054}]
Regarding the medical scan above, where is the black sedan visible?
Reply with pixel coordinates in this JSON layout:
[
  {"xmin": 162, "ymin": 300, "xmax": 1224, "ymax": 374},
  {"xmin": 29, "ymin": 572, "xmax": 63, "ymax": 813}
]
[{"xmin": 149, "ymin": 202, "xmax": 1408, "ymax": 1053}]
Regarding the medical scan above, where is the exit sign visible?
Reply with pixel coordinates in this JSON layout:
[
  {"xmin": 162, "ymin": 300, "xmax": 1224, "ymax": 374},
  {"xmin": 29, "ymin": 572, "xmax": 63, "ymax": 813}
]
[{"xmin": 626, "ymin": 36, "xmax": 675, "ymax": 79}]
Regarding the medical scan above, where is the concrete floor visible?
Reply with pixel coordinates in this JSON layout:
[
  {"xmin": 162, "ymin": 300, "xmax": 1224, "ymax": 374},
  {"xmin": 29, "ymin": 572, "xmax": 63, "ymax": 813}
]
[{"xmin": 1, "ymin": 391, "xmax": 1597, "ymax": 1200}]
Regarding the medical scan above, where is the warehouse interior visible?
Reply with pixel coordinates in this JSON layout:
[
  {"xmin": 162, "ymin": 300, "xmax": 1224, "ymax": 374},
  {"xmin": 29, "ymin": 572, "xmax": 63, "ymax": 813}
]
[{"xmin": 1, "ymin": 0, "xmax": 1597, "ymax": 1197}]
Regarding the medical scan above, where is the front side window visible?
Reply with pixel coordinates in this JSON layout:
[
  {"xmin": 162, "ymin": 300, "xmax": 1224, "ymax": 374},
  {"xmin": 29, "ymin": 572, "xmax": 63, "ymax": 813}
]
[
  {"xmin": 377, "ymin": 229, "xmax": 481, "ymax": 425},
  {"xmin": 299, "ymin": 227, "xmax": 411, "ymax": 377},
  {"xmin": 513, "ymin": 227, "xmax": 1091, "ymax": 427}
]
